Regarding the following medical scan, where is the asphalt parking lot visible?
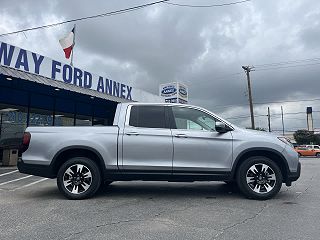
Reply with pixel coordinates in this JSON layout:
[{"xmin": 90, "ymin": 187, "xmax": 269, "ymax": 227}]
[{"xmin": 0, "ymin": 158, "xmax": 319, "ymax": 240}]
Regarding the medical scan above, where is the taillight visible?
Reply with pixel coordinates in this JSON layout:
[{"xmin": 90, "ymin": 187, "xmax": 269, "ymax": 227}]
[{"xmin": 20, "ymin": 132, "xmax": 31, "ymax": 154}]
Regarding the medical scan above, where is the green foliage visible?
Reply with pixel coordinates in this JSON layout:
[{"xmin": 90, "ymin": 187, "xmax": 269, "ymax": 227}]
[{"xmin": 293, "ymin": 130, "xmax": 320, "ymax": 145}]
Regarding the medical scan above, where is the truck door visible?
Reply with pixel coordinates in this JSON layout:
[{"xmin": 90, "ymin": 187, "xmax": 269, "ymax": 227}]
[
  {"xmin": 169, "ymin": 106, "xmax": 233, "ymax": 173},
  {"xmin": 121, "ymin": 105, "xmax": 173, "ymax": 173}
]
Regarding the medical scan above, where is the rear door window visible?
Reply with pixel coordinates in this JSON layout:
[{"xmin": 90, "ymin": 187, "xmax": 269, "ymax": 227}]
[{"xmin": 129, "ymin": 105, "xmax": 166, "ymax": 128}]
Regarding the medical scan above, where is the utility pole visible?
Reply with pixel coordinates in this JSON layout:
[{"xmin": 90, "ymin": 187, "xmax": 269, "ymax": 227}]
[
  {"xmin": 70, "ymin": 24, "xmax": 76, "ymax": 66},
  {"xmin": 267, "ymin": 107, "xmax": 271, "ymax": 132},
  {"xmin": 281, "ymin": 106, "xmax": 285, "ymax": 136},
  {"xmin": 242, "ymin": 66, "xmax": 255, "ymax": 129}
]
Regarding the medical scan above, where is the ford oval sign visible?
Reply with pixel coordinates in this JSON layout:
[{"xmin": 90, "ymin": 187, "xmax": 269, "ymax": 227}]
[
  {"xmin": 161, "ymin": 85, "xmax": 177, "ymax": 97},
  {"xmin": 179, "ymin": 88, "xmax": 187, "ymax": 97},
  {"xmin": 160, "ymin": 82, "xmax": 188, "ymax": 104}
]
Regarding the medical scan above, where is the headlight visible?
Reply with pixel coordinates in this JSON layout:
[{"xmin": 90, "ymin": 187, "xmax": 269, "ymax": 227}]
[{"xmin": 277, "ymin": 137, "xmax": 294, "ymax": 148}]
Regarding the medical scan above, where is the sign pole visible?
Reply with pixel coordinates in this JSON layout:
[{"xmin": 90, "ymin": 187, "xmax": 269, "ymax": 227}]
[{"xmin": 70, "ymin": 24, "xmax": 76, "ymax": 66}]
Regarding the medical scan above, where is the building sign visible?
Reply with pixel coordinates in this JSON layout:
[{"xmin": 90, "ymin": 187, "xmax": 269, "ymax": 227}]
[
  {"xmin": 0, "ymin": 41, "xmax": 133, "ymax": 101},
  {"xmin": 159, "ymin": 82, "xmax": 188, "ymax": 104}
]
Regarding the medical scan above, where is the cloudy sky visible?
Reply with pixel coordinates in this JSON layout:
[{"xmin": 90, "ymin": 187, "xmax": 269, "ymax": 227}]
[{"xmin": 1, "ymin": 0, "xmax": 320, "ymax": 133}]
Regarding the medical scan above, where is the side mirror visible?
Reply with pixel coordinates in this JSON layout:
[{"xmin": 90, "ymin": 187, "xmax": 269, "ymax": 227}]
[{"xmin": 215, "ymin": 122, "xmax": 230, "ymax": 133}]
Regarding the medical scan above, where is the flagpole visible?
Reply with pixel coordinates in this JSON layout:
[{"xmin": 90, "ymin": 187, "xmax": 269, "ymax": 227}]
[{"xmin": 70, "ymin": 24, "xmax": 76, "ymax": 66}]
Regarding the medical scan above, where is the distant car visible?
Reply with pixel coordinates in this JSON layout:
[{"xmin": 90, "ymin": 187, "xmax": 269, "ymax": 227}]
[
  {"xmin": 305, "ymin": 145, "xmax": 320, "ymax": 150},
  {"xmin": 295, "ymin": 147, "xmax": 320, "ymax": 157}
]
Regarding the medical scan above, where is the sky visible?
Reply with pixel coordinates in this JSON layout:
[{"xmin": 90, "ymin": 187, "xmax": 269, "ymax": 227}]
[{"xmin": 0, "ymin": 0, "xmax": 320, "ymax": 133}]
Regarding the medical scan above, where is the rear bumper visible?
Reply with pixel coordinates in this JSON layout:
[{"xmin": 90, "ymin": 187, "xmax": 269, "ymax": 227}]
[{"xmin": 17, "ymin": 158, "xmax": 56, "ymax": 178}]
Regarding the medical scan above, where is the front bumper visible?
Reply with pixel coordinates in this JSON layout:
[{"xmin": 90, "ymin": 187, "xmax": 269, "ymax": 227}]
[
  {"xmin": 286, "ymin": 162, "xmax": 301, "ymax": 185},
  {"xmin": 17, "ymin": 158, "xmax": 56, "ymax": 178}
]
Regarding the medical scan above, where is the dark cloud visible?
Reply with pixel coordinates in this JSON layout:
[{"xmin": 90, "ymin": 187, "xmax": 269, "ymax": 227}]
[{"xmin": 1, "ymin": 0, "xmax": 320, "ymax": 132}]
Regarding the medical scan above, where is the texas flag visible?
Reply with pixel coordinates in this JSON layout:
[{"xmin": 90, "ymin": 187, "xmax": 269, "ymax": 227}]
[{"xmin": 59, "ymin": 26, "xmax": 75, "ymax": 59}]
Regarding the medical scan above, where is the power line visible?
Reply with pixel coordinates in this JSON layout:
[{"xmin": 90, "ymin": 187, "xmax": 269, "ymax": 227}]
[
  {"xmin": 227, "ymin": 112, "xmax": 307, "ymax": 120},
  {"xmin": 254, "ymin": 62, "xmax": 320, "ymax": 72},
  {"xmin": 255, "ymin": 98, "xmax": 320, "ymax": 105},
  {"xmin": 212, "ymin": 97, "xmax": 320, "ymax": 109},
  {"xmin": 273, "ymin": 112, "xmax": 306, "ymax": 116},
  {"xmin": 164, "ymin": 0, "xmax": 251, "ymax": 7},
  {"xmin": 272, "ymin": 129, "xmax": 307, "ymax": 132},
  {"xmin": 227, "ymin": 110, "xmax": 320, "ymax": 120},
  {"xmin": 255, "ymin": 57, "xmax": 320, "ymax": 68},
  {"xmin": 0, "ymin": 0, "xmax": 169, "ymax": 37},
  {"xmin": 226, "ymin": 114, "xmax": 266, "ymax": 120},
  {"xmin": 0, "ymin": 0, "xmax": 254, "ymax": 37}
]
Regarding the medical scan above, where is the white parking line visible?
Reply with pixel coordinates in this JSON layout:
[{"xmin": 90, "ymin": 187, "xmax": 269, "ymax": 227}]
[
  {"xmin": 0, "ymin": 175, "xmax": 33, "ymax": 186},
  {"xmin": 12, "ymin": 178, "xmax": 49, "ymax": 191},
  {"xmin": 0, "ymin": 170, "xmax": 18, "ymax": 177}
]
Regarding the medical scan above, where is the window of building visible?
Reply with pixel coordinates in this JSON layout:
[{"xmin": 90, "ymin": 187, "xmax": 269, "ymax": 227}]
[
  {"xmin": 28, "ymin": 108, "xmax": 53, "ymax": 126},
  {"xmin": 0, "ymin": 104, "xmax": 28, "ymax": 149},
  {"xmin": 93, "ymin": 118, "xmax": 109, "ymax": 126},
  {"xmin": 171, "ymin": 107, "xmax": 216, "ymax": 131},
  {"xmin": 76, "ymin": 115, "xmax": 92, "ymax": 126},
  {"xmin": 129, "ymin": 105, "xmax": 166, "ymax": 128},
  {"xmin": 54, "ymin": 112, "xmax": 75, "ymax": 126}
]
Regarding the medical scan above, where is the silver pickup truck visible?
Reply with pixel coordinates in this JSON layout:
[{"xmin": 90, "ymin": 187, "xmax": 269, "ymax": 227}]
[{"xmin": 18, "ymin": 103, "xmax": 300, "ymax": 200}]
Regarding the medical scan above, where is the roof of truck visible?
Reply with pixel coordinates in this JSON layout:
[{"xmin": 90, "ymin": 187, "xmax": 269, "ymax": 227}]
[{"xmin": 120, "ymin": 102, "xmax": 201, "ymax": 109}]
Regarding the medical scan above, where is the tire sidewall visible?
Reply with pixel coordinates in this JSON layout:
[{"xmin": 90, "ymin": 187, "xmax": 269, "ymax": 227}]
[
  {"xmin": 57, "ymin": 157, "xmax": 101, "ymax": 200},
  {"xmin": 236, "ymin": 156, "xmax": 283, "ymax": 200}
]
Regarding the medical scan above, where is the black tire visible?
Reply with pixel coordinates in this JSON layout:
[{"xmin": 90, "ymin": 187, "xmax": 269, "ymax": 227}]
[
  {"xmin": 316, "ymin": 153, "xmax": 320, "ymax": 158},
  {"xmin": 298, "ymin": 153, "xmax": 302, "ymax": 157},
  {"xmin": 236, "ymin": 156, "xmax": 282, "ymax": 200},
  {"xmin": 57, "ymin": 157, "xmax": 101, "ymax": 200}
]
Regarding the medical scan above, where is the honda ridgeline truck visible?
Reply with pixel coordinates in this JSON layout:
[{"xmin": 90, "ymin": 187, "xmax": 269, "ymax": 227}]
[{"xmin": 18, "ymin": 103, "xmax": 301, "ymax": 200}]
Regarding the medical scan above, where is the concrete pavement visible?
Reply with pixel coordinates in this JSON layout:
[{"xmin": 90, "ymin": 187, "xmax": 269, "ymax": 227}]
[{"xmin": 0, "ymin": 158, "xmax": 319, "ymax": 240}]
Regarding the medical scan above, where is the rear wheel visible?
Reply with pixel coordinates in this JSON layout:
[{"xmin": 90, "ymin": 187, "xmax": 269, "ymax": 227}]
[
  {"xmin": 316, "ymin": 153, "xmax": 320, "ymax": 158},
  {"xmin": 57, "ymin": 157, "xmax": 101, "ymax": 200},
  {"xmin": 236, "ymin": 156, "xmax": 282, "ymax": 200},
  {"xmin": 298, "ymin": 153, "xmax": 302, "ymax": 157}
]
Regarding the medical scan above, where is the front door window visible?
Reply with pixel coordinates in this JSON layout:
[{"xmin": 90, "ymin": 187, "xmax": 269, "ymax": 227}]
[{"xmin": 171, "ymin": 106, "xmax": 216, "ymax": 131}]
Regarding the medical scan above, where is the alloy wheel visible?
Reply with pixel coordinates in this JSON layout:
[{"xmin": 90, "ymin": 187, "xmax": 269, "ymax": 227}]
[
  {"xmin": 246, "ymin": 163, "xmax": 276, "ymax": 194},
  {"xmin": 63, "ymin": 164, "xmax": 92, "ymax": 194}
]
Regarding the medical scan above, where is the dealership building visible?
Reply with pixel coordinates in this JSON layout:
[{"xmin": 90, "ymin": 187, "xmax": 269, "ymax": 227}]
[{"xmin": 0, "ymin": 41, "xmax": 163, "ymax": 165}]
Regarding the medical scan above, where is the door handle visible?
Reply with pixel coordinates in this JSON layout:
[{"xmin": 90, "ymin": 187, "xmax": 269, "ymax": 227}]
[
  {"xmin": 125, "ymin": 132, "xmax": 140, "ymax": 136},
  {"xmin": 174, "ymin": 134, "xmax": 188, "ymax": 138}
]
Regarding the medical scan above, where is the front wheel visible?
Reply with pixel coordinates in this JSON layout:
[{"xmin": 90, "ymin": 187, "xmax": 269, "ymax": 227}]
[
  {"xmin": 316, "ymin": 153, "xmax": 320, "ymax": 158},
  {"xmin": 236, "ymin": 156, "xmax": 282, "ymax": 200},
  {"xmin": 57, "ymin": 157, "xmax": 101, "ymax": 200}
]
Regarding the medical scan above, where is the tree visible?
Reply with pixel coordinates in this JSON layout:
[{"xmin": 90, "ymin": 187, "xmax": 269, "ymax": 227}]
[{"xmin": 293, "ymin": 130, "xmax": 319, "ymax": 145}]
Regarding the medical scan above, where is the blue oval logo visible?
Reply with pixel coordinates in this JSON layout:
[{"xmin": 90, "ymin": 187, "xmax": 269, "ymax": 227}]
[
  {"xmin": 161, "ymin": 86, "xmax": 177, "ymax": 96},
  {"xmin": 179, "ymin": 88, "xmax": 187, "ymax": 97}
]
